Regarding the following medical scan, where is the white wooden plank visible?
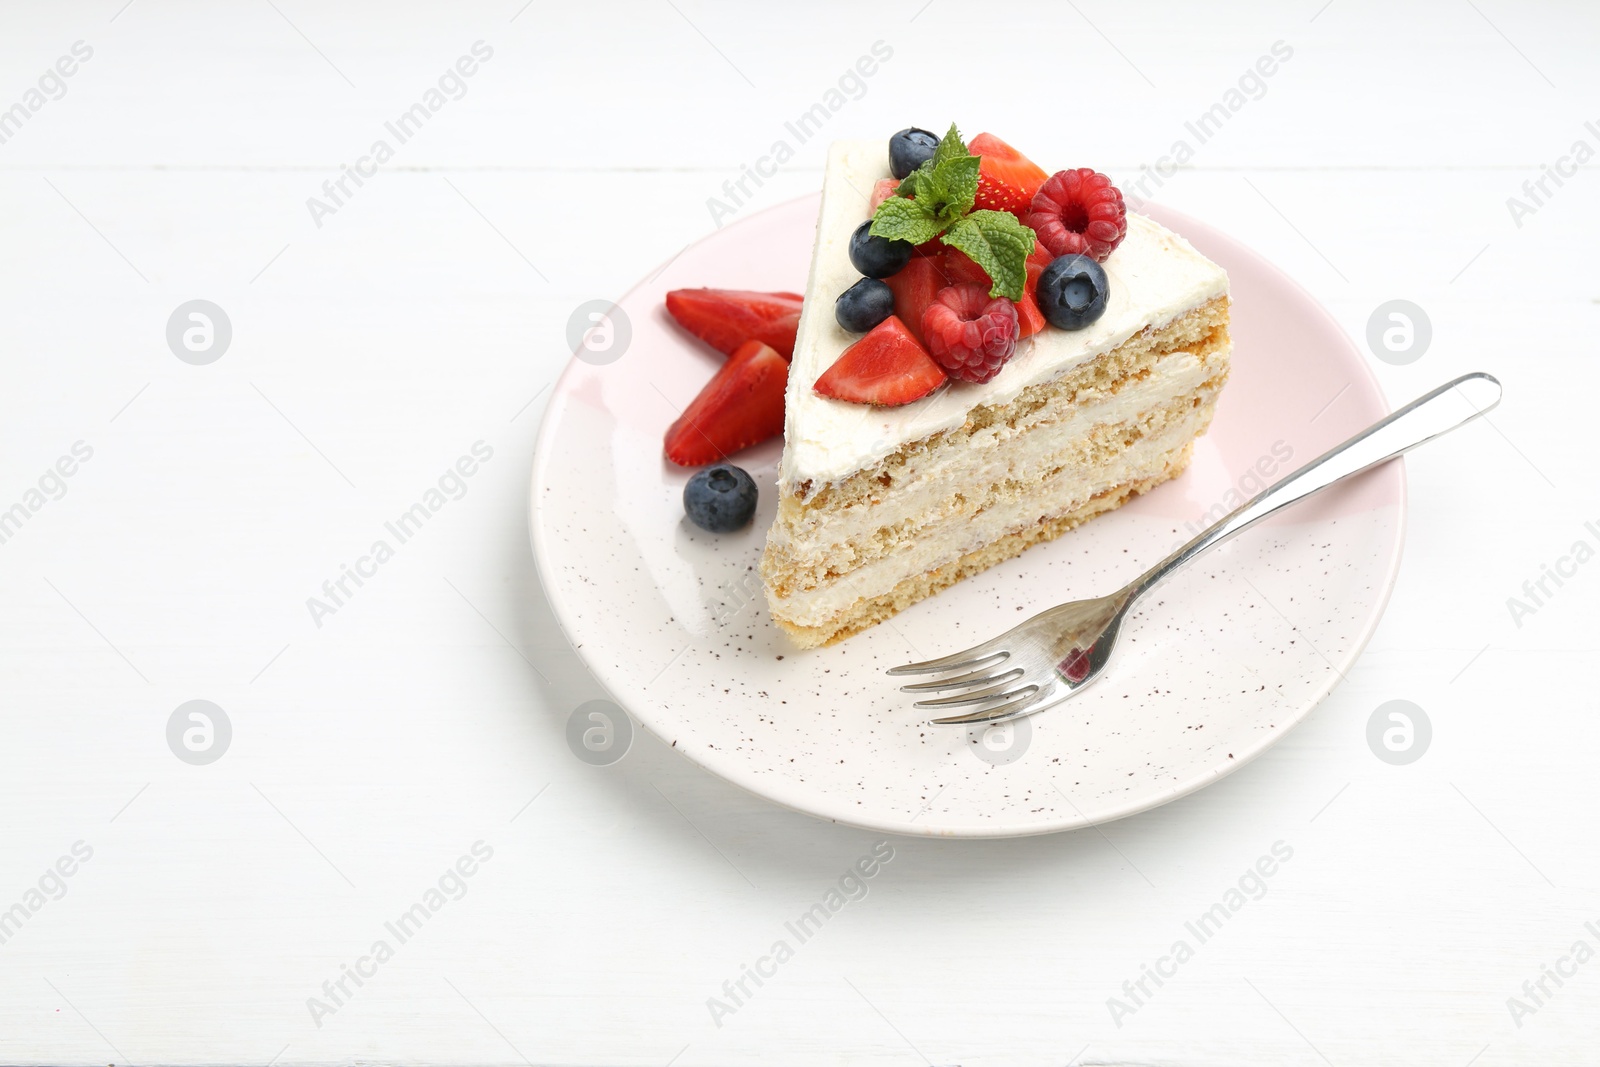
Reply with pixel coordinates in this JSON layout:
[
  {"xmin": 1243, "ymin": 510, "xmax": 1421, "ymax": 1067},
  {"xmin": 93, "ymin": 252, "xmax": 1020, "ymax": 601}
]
[{"xmin": 1, "ymin": 1, "xmax": 1598, "ymax": 1064}]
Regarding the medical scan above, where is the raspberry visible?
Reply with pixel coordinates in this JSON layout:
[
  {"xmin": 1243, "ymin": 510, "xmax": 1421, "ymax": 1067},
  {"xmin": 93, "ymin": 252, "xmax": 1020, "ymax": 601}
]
[
  {"xmin": 920, "ymin": 284, "xmax": 1020, "ymax": 384},
  {"xmin": 1027, "ymin": 168, "xmax": 1127, "ymax": 262}
]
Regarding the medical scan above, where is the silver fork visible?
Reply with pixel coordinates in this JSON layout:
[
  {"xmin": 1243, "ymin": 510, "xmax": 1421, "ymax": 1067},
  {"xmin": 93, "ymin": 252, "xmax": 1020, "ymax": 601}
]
[{"xmin": 889, "ymin": 371, "xmax": 1503, "ymax": 725}]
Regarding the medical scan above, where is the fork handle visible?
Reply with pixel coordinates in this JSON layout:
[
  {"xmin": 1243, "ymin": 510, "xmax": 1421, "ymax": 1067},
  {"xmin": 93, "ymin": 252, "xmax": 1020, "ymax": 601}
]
[{"xmin": 1127, "ymin": 372, "xmax": 1502, "ymax": 599}]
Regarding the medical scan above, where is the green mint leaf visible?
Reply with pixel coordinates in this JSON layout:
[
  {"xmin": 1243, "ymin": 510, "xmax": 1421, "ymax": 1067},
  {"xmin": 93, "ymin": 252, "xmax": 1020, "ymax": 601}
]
[
  {"xmin": 931, "ymin": 123, "xmax": 968, "ymax": 168},
  {"xmin": 893, "ymin": 166, "xmax": 927, "ymax": 200},
  {"xmin": 930, "ymin": 154, "xmax": 980, "ymax": 221},
  {"xmin": 900, "ymin": 153, "xmax": 978, "ymax": 232},
  {"xmin": 869, "ymin": 194, "xmax": 942, "ymax": 245},
  {"xmin": 941, "ymin": 210, "xmax": 1038, "ymax": 301}
]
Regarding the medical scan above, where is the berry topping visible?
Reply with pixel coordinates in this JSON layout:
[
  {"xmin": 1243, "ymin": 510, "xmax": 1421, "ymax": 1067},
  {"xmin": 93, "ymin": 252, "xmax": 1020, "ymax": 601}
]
[
  {"xmin": 835, "ymin": 277, "xmax": 896, "ymax": 333},
  {"xmin": 888, "ymin": 127, "xmax": 940, "ymax": 180},
  {"xmin": 968, "ymin": 133, "xmax": 1049, "ymax": 218},
  {"xmin": 813, "ymin": 315, "xmax": 947, "ymax": 407},
  {"xmin": 883, "ymin": 254, "xmax": 950, "ymax": 345},
  {"xmin": 848, "ymin": 220, "xmax": 914, "ymax": 279},
  {"xmin": 683, "ymin": 463, "xmax": 759, "ymax": 533},
  {"xmin": 663, "ymin": 339, "xmax": 789, "ymax": 466},
  {"xmin": 1026, "ymin": 169, "xmax": 1128, "ymax": 262},
  {"xmin": 1035, "ymin": 254, "xmax": 1109, "ymax": 331},
  {"xmin": 664, "ymin": 289, "xmax": 803, "ymax": 360},
  {"xmin": 871, "ymin": 124, "xmax": 1039, "ymax": 301},
  {"xmin": 921, "ymin": 283, "xmax": 1020, "ymax": 384}
]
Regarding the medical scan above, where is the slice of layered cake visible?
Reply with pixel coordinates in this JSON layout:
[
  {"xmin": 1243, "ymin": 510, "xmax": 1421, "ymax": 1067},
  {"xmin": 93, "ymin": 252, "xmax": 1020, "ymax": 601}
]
[{"xmin": 761, "ymin": 128, "xmax": 1231, "ymax": 648}]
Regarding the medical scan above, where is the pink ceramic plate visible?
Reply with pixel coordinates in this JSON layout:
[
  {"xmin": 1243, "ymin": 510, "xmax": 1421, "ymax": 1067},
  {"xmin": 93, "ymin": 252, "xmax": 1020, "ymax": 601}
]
[{"xmin": 529, "ymin": 194, "xmax": 1402, "ymax": 838}]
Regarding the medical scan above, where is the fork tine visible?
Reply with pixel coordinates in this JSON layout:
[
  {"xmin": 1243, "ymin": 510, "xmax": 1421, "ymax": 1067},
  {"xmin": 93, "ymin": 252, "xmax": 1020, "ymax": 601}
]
[
  {"xmin": 929, "ymin": 686, "xmax": 1049, "ymax": 726},
  {"xmin": 914, "ymin": 682, "xmax": 1038, "ymax": 711},
  {"xmin": 899, "ymin": 665, "xmax": 1022, "ymax": 693},
  {"xmin": 885, "ymin": 645, "xmax": 1008, "ymax": 677}
]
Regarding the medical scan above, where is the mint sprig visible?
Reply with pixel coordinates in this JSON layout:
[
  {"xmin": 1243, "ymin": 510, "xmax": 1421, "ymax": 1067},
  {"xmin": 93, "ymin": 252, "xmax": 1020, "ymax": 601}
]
[{"xmin": 867, "ymin": 123, "xmax": 1035, "ymax": 301}]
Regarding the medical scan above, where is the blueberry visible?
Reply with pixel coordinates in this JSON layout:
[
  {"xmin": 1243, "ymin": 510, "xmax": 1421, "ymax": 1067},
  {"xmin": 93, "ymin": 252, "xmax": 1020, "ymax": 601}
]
[
  {"xmin": 888, "ymin": 127, "xmax": 940, "ymax": 180},
  {"xmin": 848, "ymin": 220, "xmax": 913, "ymax": 279},
  {"xmin": 684, "ymin": 464, "xmax": 758, "ymax": 533},
  {"xmin": 834, "ymin": 277, "xmax": 895, "ymax": 333},
  {"xmin": 1036, "ymin": 255, "xmax": 1110, "ymax": 330}
]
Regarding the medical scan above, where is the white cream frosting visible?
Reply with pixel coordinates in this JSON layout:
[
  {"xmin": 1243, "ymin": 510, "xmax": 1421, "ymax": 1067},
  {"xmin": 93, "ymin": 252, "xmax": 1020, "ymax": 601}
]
[{"xmin": 778, "ymin": 140, "xmax": 1229, "ymax": 494}]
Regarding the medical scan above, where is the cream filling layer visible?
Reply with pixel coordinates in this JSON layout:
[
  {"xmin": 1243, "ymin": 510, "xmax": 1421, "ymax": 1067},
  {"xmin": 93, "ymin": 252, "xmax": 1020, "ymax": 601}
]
[
  {"xmin": 769, "ymin": 407, "xmax": 1211, "ymax": 628},
  {"xmin": 769, "ymin": 349, "xmax": 1218, "ymax": 573},
  {"xmin": 780, "ymin": 139, "xmax": 1230, "ymax": 495}
]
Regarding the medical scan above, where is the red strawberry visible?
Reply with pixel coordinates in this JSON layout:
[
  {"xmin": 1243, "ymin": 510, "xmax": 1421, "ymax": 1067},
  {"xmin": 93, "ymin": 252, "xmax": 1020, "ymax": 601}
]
[
  {"xmin": 664, "ymin": 289, "xmax": 803, "ymax": 360},
  {"xmin": 663, "ymin": 340, "xmax": 788, "ymax": 466},
  {"xmin": 813, "ymin": 316, "xmax": 946, "ymax": 407},
  {"xmin": 969, "ymin": 133, "xmax": 1049, "ymax": 219},
  {"xmin": 1016, "ymin": 259, "xmax": 1047, "ymax": 338},
  {"xmin": 883, "ymin": 255, "xmax": 950, "ymax": 345},
  {"xmin": 940, "ymin": 247, "xmax": 991, "ymax": 289},
  {"xmin": 869, "ymin": 178, "xmax": 898, "ymax": 212}
]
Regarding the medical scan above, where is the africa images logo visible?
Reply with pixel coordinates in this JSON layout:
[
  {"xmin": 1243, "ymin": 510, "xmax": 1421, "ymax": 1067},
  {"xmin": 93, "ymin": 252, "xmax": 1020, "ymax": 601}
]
[
  {"xmin": 0, "ymin": 41, "xmax": 94, "ymax": 148},
  {"xmin": 305, "ymin": 42, "xmax": 494, "ymax": 228},
  {"xmin": 305, "ymin": 442, "xmax": 493, "ymax": 627},
  {"xmin": 704, "ymin": 40, "xmax": 893, "ymax": 228}
]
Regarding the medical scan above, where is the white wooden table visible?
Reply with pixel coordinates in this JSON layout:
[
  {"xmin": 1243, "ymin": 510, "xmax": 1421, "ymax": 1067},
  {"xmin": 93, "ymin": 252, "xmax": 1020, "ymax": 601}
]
[{"xmin": 2, "ymin": 1, "xmax": 1596, "ymax": 1063}]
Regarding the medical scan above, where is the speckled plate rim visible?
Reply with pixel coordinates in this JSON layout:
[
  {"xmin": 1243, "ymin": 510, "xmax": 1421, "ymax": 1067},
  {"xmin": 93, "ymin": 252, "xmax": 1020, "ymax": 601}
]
[{"xmin": 528, "ymin": 194, "xmax": 1406, "ymax": 838}]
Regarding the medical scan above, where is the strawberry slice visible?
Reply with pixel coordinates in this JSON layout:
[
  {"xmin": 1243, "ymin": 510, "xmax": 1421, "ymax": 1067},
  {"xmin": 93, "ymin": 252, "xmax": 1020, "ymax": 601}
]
[
  {"xmin": 883, "ymin": 255, "xmax": 950, "ymax": 345},
  {"xmin": 663, "ymin": 339, "xmax": 788, "ymax": 466},
  {"xmin": 664, "ymin": 289, "xmax": 803, "ymax": 360},
  {"xmin": 1016, "ymin": 259, "xmax": 1047, "ymax": 338},
  {"xmin": 940, "ymin": 247, "xmax": 990, "ymax": 289},
  {"xmin": 814, "ymin": 316, "xmax": 946, "ymax": 407},
  {"xmin": 869, "ymin": 178, "xmax": 898, "ymax": 212},
  {"xmin": 970, "ymin": 133, "xmax": 1049, "ymax": 219},
  {"xmin": 1014, "ymin": 240, "xmax": 1054, "ymax": 337}
]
